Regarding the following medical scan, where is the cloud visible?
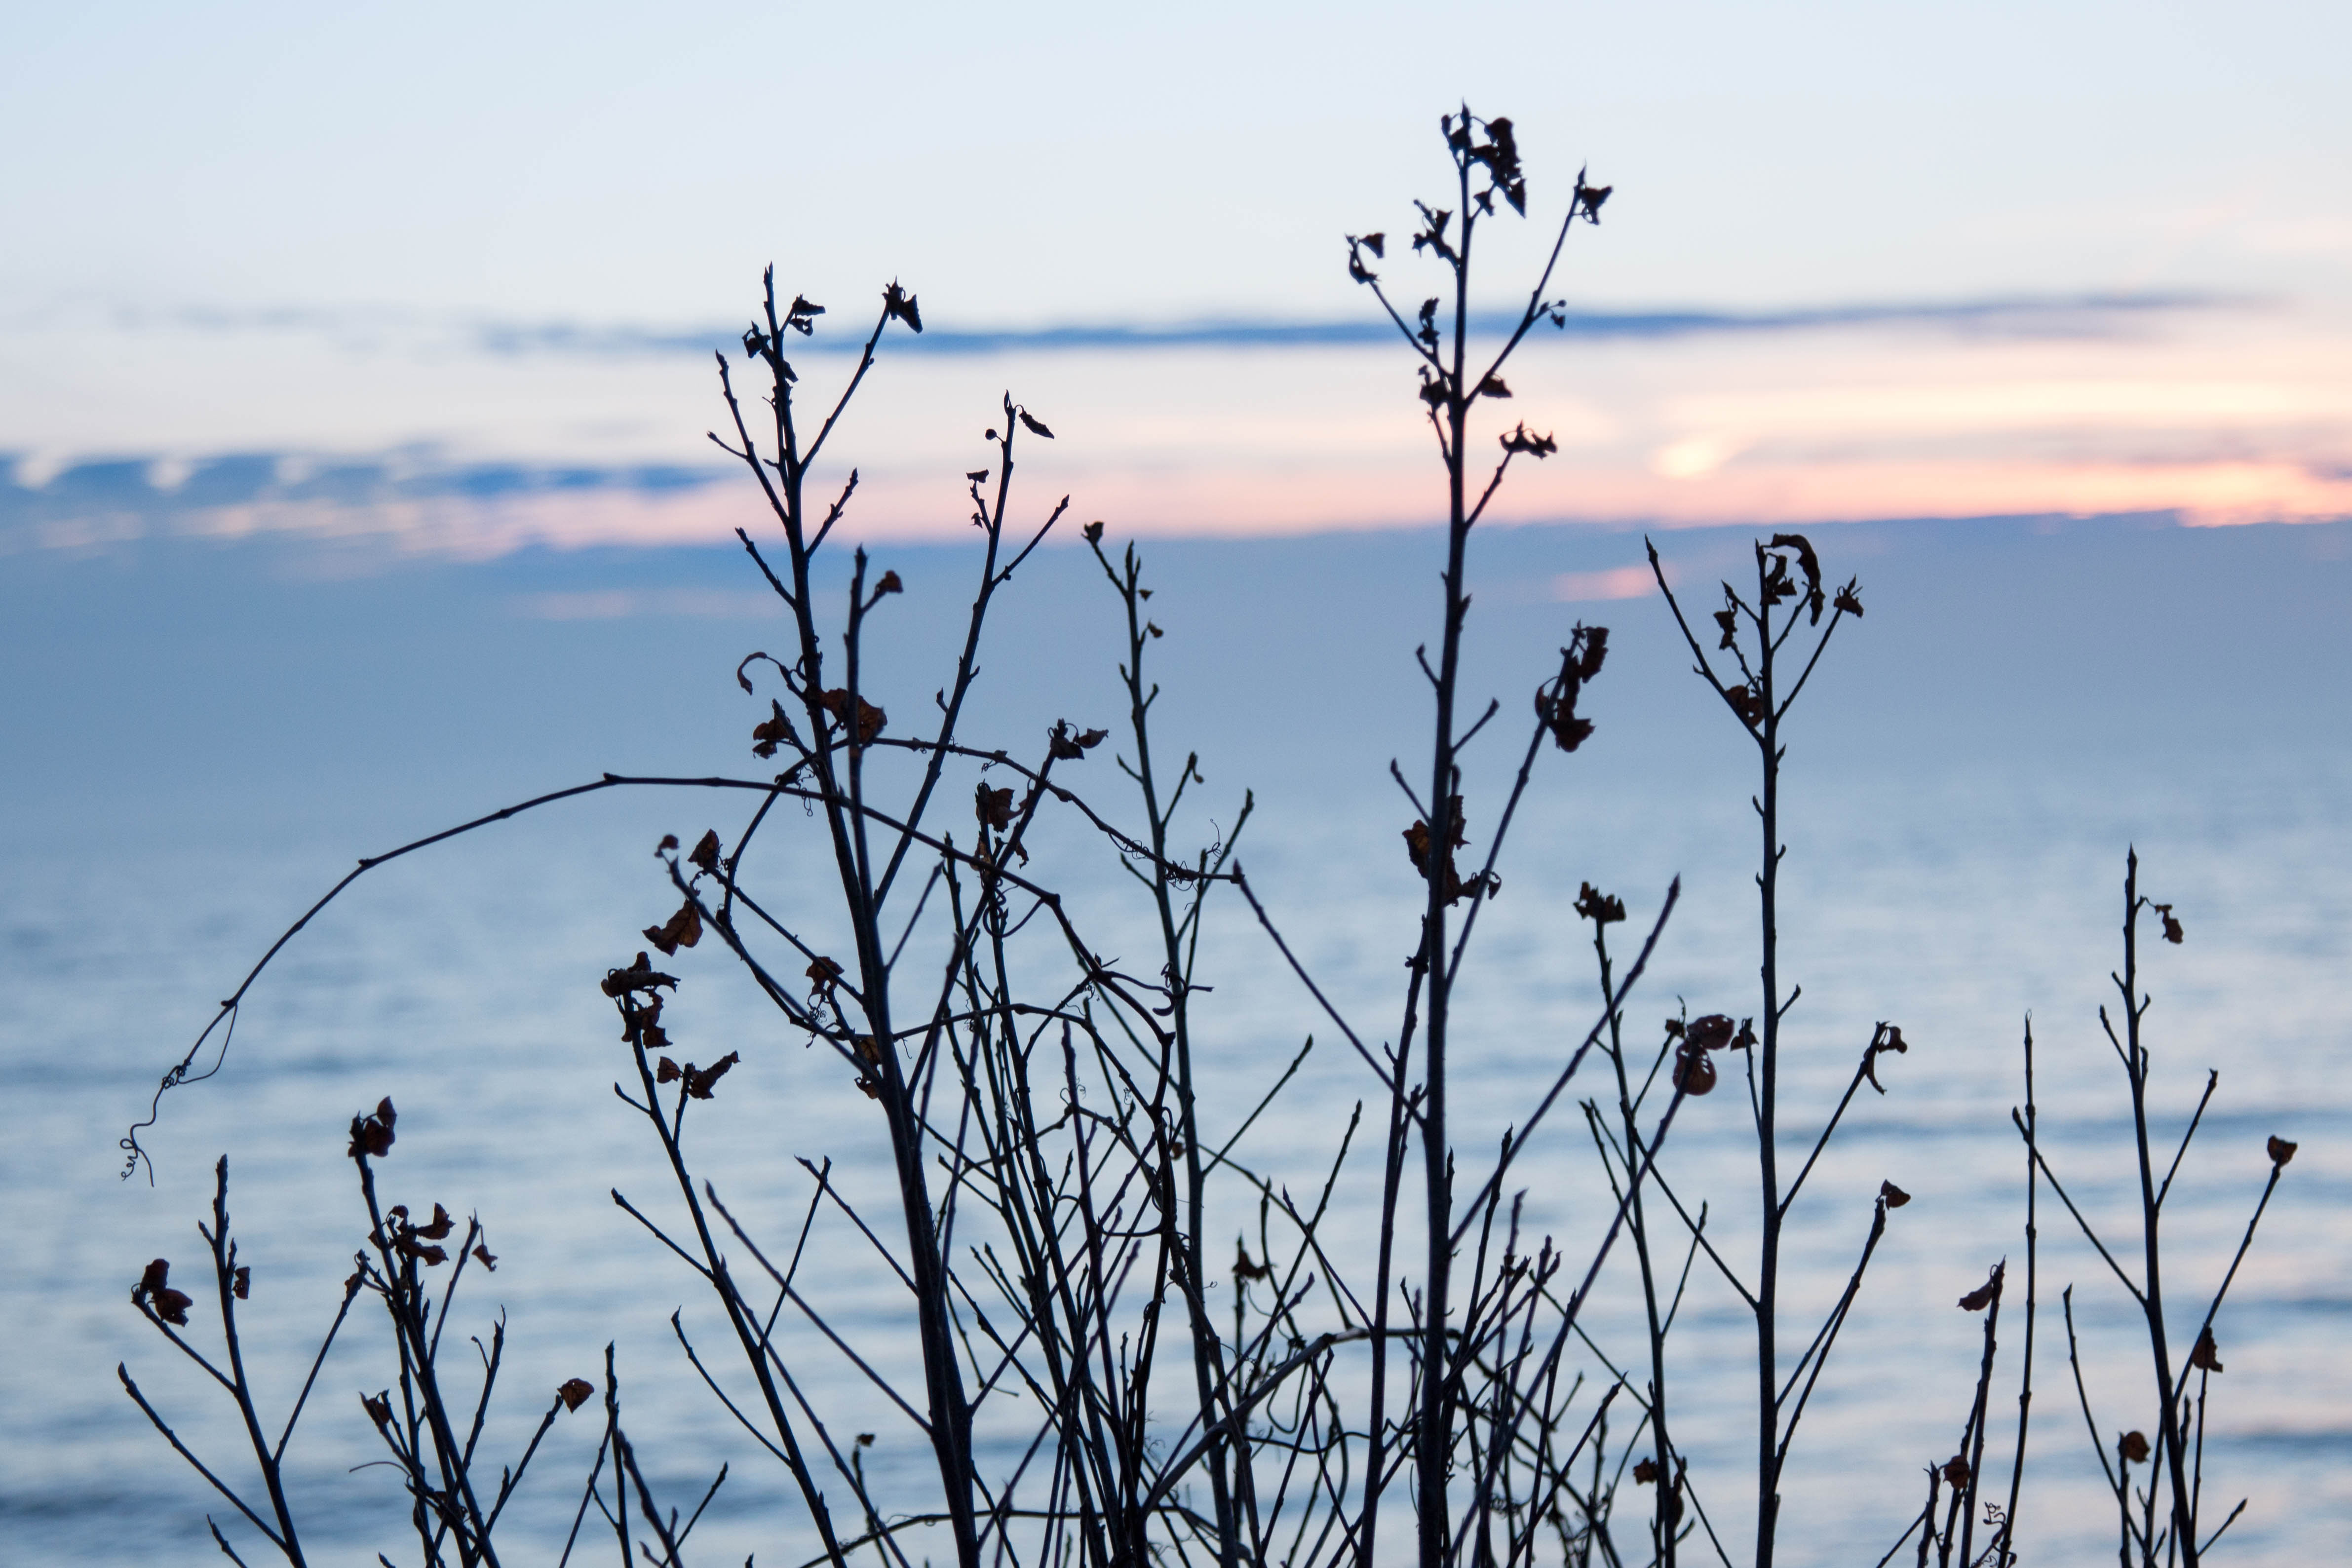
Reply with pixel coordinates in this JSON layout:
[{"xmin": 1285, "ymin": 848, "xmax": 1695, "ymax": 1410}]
[{"xmin": 471, "ymin": 292, "xmax": 2233, "ymax": 361}]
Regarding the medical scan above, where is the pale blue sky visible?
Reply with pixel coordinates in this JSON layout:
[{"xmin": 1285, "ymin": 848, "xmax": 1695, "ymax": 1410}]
[{"xmin": 6, "ymin": 1, "xmax": 2350, "ymax": 543}]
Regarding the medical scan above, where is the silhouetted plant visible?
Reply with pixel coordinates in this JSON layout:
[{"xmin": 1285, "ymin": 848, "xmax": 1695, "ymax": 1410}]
[{"xmin": 121, "ymin": 110, "xmax": 2301, "ymax": 1568}]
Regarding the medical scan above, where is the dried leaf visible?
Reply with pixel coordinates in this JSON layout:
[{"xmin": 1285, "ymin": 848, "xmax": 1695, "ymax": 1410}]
[
  {"xmin": 882, "ymin": 281, "xmax": 923, "ymax": 333},
  {"xmin": 1476, "ymin": 374, "xmax": 1512, "ymax": 399},
  {"xmin": 1686, "ymin": 1014, "xmax": 1736, "ymax": 1053},
  {"xmin": 657, "ymin": 834, "xmax": 680, "ymax": 853},
  {"xmin": 1880, "ymin": 1180, "xmax": 1911, "ymax": 1208},
  {"xmin": 1632, "ymin": 1457, "xmax": 1659, "ymax": 1484},
  {"xmin": 752, "ymin": 698, "xmax": 796, "ymax": 760},
  {"xmin": 643, "ymin": 898, "xmax": 704, "ymax": 957},
  {"xmin": 364, "ymin": 1391, "xmax": 395, "ymax": 1428},
  {"xmin": 1233, "ymin": 1243, "xmax": 1272, "ymax": 1282},
  {"xmin": 1724, "ymin": 683, "xmax": 1766, "ymax": 726},
  {"xmin": 1712, "ymin": 608, "xmax": 1739, "ymax": 650},
  {"xmin": 1577, "ymin": 182, "xmax": 1613, "ymax": 222},
  {"xmin": 2268, "ymin": 1135, "xmax": 2298, "ymax": 1167},
  {"xmin": 1958, "ymin": 1262, "xmax": 2005, "ymax": 1313},
  {"xmin": 807, "ymin": 956, "xmax": 844, "ymax": 991},
  {"xmin": 2152, "ymin": 902, "xmax": 2185, "ymax": 944},
  {"xmin": 417, "ymin": 1204, "xmax": 455, "ymax": 1242},
  {"xmin": 875, "ymin": 570, "xmax": 902, "ymax": 595},
  {"xmin": 1574, "ymin": 882, "xmax": 1625, "ymax": 925},
  {"xmin": 472, "ymin": 1245, "xmax": 497, "ymax": 1271},
  {"xmin": 1017, "ymin": 409, "xmax": 1054, "ymax": 439},
  {"xmin": 656, "ymin": 1057, "xmax": 683, "ymax": 1083},
  {"xmin": 2189, "ymin": 1326, "xmax": 2223, "ymax": 1373},
  {"xmin": 558, "ymin": 1378, "xmax": 595, "ymax": 1413},
  {"xmin": 817, "ymin": 688, "xmax": 887, "ymax": 743},
  {"xmin": 1359, "ymin": 231, "xmax": 1385, "ymax": 258},
  {"xmin": 1500, "ymin": 422, "xmax": 1556, "ymax": 457},
  {"xmin": 232, "ymin": 1265, "xmax": 251, "ymax": 1300},
  {"xmin": 1833, "ymin": 580, "xmax": 1865, "ymax": 618},
  {"xmin": 2119, "ymin": 1430, "xmax": 2151, "ymax": 1464},
  {"xmin": 1672, "ymin": 1046, "xmax": 1718, "ymax": 1096},
  {"xmin": 349, "ymin": 1096, "xmax": 398, "ymax": 1158},
  {"xmin": 1768, "ymin": 533, "xmax": 1825, "ymax": 624},
  {"xmin": 686, "ymin": 1052, "xmax": 741, "ymax": 1100},
  {"xmin": 1147, "ymin": 622, "xmax": 1163, "ymax": 639},
  {"xmin": 1941, "ymin": 1454, "xmax": 1971, "ymax": 1487},
  {"xmin": 966, "ymin": 469, "xmax": 990, "ymax": 482},
  {"xmin": 1049, "ymin": 722, "xmax": 1109, "ymax": 760},
  {"xmin": 976, "ymin": 782, "xmax": 1015, "ymax": 832},
  {"xmin": 1083, "ymin": 520, "xmax": 1105, "ymax": 544},
  {"xmin": 689, "ymin": 830, "xmax": 721, "ymax": 875}
]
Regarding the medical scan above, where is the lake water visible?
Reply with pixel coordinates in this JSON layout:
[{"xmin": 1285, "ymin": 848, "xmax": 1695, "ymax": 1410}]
[{"xmin": 4, "ymin": 517, "xmax": 2348, "ymax": 1565}]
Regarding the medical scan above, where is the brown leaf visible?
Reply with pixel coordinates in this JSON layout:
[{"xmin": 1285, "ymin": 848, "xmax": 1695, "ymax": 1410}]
[
  {"xmin": 643, "ymin": 897, "xmax": 704, "ymax": 957},
  {"xmin": 417, "ymin": 1203, "xmax": 455, "ymax": 1241},
  {"xmin": 363, "ymin": 1391, "xmax": 395, "ymax": 1428},
  {"xmin": 1686, "ymin": 1014, "xmax": 1736, "ymax": 1053},
  {"xmin": 1713, "ymin": 607, "xmax": 1739, "ymax": 650},
  {"xmin": 1672, "ymin": 1046, "xmax": 1718, "ymax": 1096},
  {"xmin": 1233, "ymin": 1243, "xmax": 1272, "ymax": 1282},
  {"xmin": 1768, "ymin": 533, "xmax": 1825, "ymax": 624},
  {"xmin": 557, "ymin": 1377, "xmax": 595, "ymax": 1413},
  {"xmin": 751, "ymin": 698, "xmax": 797, "ymax": 759},
  {"xmin": 2119, "ymin": 1430, "xmax": 2151, "ymax": 1464},
  {"xmin": 1862, "ymin": 1024, "xmax": 1909, "ymax": 1094},
  {"xmin": 1632, "ymin": 1457, "xmax": 1659, "ymax": 1485},
  {"xmin": 686, "ymin": 1051, "xmax": 741, "ymax": 1100},
  {"xmin": 976, "ymin": 782, "xmax": 1015, "ymax": 831},
  {"xmin": 657, "ymin": 833, "xmax": 679, "ymax": 853},
  {"xmin": 1732, "ymin": 1018, "xmax": 1757, "ymax": 1051},
  {"xmin": 1083, "ymin": 520, "xmax": 1105, "ymax": 544},
  {"xmin": 1833, "ymin": 580, "xmax": 1865, "ymax": 617},
  {"xmin": 471, "ymin": 1245, "xmax": 497, "ymax": 1271},
  {"xmin": 807, "ymin": 956, "xmax": 844, "ymax": 991},
  {"xmin": 875, "ymin": 570, "xmax": 903, "ymax": 595},
  {"xmin": 2189, "ymin": 1326, "xmax": 2223, "ymax": 1373},
  {"xmin": 656, "ymin": 1057, "xmax": 682, "ymax": 1083},
  {"xmin": 2268, "ymin": 1135, "xmax": 2298, "ymax": 1167},
  {"xmin": 602, "ymin": 952, "xmax": 679, "ymax": 998},
  {"xmin": 882, "ymin": 280, "xmax": 922, "ymax": 333},
  {"xmin": 139, "ymin": 1258, "xmax": 171, "ymax": 1299},
  {"xmin": 348, "ymin": 1096, "xmax": 398, "ymax": 1158},
  {"xmin": 232, "ymin": 1265, "xmax": 251, "ymax": 1300},
  {"xmin": 1574, "ymin": 882, "xmax": 1625, "ymax": 925},
  {"xmin": 817, "ymin": 688, "xmax": 887, "ymax": 743},
  {"xmin": 1724, "ymin": 683, "xmax": 1766, "ymax": 726},
  {"xmin": 1476, "ymin": 374, "xmax": 1512, "ymax": 399},
  {"xmin": 1017, "ymin": 409, "xmax": 1054, "ymax": 439},
  {"xmin": 855, "ymin": 1074, "xmax": 881, "ymax": 1099},
  {"xmin": 1941, "ymin": 1454, "xmax": 1971, "ymax": 1487},
  {"xmin": 2152, "ymin": 902, "xmax": 2184, "ymax": 944},
  {"xmin": 688, "ymin": 831, "xmax": 721, "ymax": 875},
  {"xmin": 1958, "ymin": 1262, "xmax": 2005, "ymax": 1313},
  {"xmin": 1880, "ymin": 1180, "xmax": 1911, "ymax": 1208}
]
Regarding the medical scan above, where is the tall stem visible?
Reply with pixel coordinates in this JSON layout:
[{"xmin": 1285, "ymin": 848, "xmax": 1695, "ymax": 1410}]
[
  {"xmin": 2122, "ymin": 852, "xmax": 2197, "ymax": 1568},
  {"xmin": 1754, "ymin": 559, "xmax": 1783, "ymax": 1568},
  {"xmin": 1416, "ymin": 151, "xmax": 1476, "ymax": 1567}
]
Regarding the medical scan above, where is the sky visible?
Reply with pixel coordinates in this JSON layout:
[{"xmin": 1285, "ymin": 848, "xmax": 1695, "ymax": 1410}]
[{"xmin": 5, "ymin": 0, "xmax": 2351, "ymax": 554}]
